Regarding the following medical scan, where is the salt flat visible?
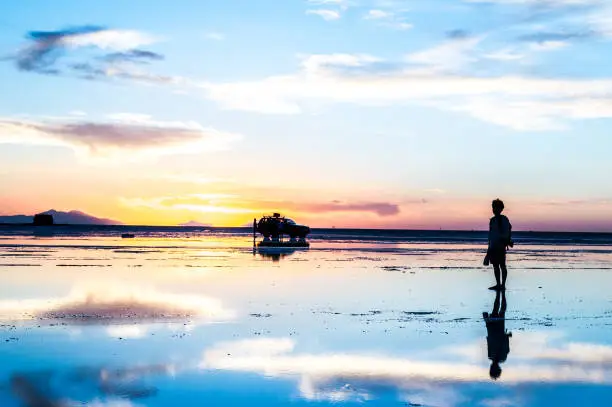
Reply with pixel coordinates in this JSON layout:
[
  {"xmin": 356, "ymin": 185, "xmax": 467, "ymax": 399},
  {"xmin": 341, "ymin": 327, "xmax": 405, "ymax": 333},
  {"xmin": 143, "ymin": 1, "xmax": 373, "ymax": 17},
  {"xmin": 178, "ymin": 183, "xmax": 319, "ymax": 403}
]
[{"xmin": 1, "ymin": 231, "xmax": 611, "ymax": 406}]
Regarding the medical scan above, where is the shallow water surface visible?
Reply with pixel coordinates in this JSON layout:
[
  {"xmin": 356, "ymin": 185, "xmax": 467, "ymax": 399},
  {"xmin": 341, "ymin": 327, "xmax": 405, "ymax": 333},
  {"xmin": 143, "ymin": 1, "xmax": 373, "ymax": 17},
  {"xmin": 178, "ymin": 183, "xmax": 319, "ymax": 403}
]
[{"xmin": 1, "ymin": 231, "xmax": 611, "ymax": 406}]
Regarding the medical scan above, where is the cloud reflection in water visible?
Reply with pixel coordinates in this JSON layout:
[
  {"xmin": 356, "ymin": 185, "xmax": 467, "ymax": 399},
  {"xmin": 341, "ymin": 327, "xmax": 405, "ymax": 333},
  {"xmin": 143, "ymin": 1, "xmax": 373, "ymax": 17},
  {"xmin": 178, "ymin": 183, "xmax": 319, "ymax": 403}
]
[
  {"xmin": 0, "ymin": 285, "xmax": 235, "ymax": 324},
  {"xmin": 200, "ymin": 334, "xmax": 612, "ymax": 404},
  {"xmin": 9, "ymin": 363, "xmax": 174, "ymax": 407}
]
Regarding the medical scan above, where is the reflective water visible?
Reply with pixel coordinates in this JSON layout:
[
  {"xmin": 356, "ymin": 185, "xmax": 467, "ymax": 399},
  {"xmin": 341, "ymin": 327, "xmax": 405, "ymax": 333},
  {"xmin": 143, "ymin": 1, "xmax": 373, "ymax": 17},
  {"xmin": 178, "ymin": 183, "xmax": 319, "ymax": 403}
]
[{"xmin": 1, "ymin": 232, "xmax": 611, "ymax": 406}]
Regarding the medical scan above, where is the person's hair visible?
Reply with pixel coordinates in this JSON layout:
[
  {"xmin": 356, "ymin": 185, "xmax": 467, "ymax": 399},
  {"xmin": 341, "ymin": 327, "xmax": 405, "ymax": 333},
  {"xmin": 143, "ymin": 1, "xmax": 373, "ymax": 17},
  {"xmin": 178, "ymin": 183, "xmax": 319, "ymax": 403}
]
[
  {"xmin": 492, "ymin": 199, "xmax": 504, "ymax": 214},
  {"xmin": 490, "ymin": 362, "xmax": 502, "ymax": 380}
]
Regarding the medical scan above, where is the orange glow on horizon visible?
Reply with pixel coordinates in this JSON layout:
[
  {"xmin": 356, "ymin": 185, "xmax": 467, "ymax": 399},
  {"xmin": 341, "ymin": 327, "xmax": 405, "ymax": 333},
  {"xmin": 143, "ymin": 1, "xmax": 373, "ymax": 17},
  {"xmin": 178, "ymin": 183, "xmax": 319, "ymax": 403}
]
[{"xmin": 4, "ymin": 176, "xmax": 612, "ymax": 232}]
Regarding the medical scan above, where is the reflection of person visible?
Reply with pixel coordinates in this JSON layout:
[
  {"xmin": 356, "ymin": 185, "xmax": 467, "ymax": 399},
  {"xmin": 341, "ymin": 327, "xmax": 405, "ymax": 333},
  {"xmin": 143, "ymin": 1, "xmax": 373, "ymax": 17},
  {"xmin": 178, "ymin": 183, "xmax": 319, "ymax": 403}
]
[
  {"xmin": 483, "ymin": 290, "xmax": 511, "ymax": 380},
  {"xmin": 484, "ymin": 199, "xmax": 513, "ymax": 290}
]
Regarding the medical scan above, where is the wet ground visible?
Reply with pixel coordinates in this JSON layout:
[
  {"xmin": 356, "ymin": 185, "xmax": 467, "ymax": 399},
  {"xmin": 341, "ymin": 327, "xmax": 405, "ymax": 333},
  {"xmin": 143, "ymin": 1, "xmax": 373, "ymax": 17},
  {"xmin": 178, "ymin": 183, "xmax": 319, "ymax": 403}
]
[{"xmin": 1, "ymin": 234, "xmax": 611, "ymax": 406}]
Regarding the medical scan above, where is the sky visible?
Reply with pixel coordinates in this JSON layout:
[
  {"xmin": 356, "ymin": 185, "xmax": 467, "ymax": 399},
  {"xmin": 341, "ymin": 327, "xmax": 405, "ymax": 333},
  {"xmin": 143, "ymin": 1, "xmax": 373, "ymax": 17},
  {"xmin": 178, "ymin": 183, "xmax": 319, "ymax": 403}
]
[{"xmin": 1, "ymin": 0, "xmax": 612, "ymax": 230}]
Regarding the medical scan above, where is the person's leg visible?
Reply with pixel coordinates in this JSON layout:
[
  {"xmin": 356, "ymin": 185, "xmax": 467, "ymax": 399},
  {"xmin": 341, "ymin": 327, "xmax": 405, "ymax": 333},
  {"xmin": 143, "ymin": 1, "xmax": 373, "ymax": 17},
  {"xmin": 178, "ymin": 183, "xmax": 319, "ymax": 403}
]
[
  {"xmin": 493, "ymin": 263, "xmax": 501, "ymax": 287},
  {"xmin": 500, "ymin": 290, "xmax": 507, "ymax": 317},
  {"xmin": 500, "ymin": 262, "xmax": 508, "ymax": 288},
  {"xmin": 492, "ymin": 289, "xmax": 501, "ymax": 317}
]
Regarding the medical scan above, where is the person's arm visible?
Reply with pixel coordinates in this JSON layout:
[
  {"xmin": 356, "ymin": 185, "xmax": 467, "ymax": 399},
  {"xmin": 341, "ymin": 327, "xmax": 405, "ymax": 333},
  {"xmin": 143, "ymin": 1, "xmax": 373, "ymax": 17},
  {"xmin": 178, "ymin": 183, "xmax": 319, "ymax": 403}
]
[{"xmin": 507, "ymin": 220, "xmax": 513, "ymax": 248}]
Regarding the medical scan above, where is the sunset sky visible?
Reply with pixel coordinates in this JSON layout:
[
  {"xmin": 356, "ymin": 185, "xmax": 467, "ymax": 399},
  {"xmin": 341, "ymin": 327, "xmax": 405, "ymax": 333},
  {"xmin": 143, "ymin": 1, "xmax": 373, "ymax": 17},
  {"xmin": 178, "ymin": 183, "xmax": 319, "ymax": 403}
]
[{"xmin": 1, "ymin": 0, "xmax": 612, "ymax": 230}]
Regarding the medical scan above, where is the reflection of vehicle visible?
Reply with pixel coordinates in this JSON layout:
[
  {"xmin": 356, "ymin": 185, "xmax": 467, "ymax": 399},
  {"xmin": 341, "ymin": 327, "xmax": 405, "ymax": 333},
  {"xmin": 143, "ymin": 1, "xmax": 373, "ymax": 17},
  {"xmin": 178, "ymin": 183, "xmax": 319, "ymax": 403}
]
[
  {"xmin": 256, "ymin": 247, "xmax": 298, "ymax": 262},
  {"xmin": 254, "ymin": 213, "xmax": 310, "ymax": 247}
]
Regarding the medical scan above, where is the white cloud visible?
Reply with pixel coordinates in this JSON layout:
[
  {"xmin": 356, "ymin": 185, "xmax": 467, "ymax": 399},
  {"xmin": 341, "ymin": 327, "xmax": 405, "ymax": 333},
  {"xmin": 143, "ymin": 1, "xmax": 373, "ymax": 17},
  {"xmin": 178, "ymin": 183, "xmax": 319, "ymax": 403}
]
[
  {"xmin": 301, "ymin": 53, "xmax": 382, "ymax": 73},
  {"xmin": 305, "ymin": 0, "xmax": 349, "ymax": 20},
  {"xmin": 458, "ymin": 96, "xmax": 612, "ymax": 130},
  {"xmin": 586, "ymin": 6, "xmax": 612, "ymax": 38},
  {"xmin": 64, "ymin": 29, "xmax": 157, "ymax": 50},
  {"xmin": 362, "ymin": 7, "xmax": 412, "ymax": 30},
  {"xmin": 529, "ymin": 40, "xmax": 569, "ymax": 50},
  {"xmin": 93, "ymin": 67, "xmax": 183, "ymax": 85},
  {"xmin": 365, "ymin": 9, "xmax": 392, "ymax": 19},
  {"xmin": 406, "ymin": 36, "xmax": 484, "ymax": 72},
  {"xmin": 465, "ymin": 0, "xmax": 612, "ymax": 53},
  {"xmin": 197, "ymin": 44, "xmax": 612, "ymax": 131},
  {"xmin": 0, "ymin": 114, "xmax": 241, "ymax": 159},
  {"xmin": 306, "ymin": 9, "xmax": 342, "ymax": 20},
  {"xmin": 13, "ymin": 26, "xmax": 167, "ymax": 84},
  {"xmin": 452, "ymin": 97, "xmax": 567, "ymax": 131}
]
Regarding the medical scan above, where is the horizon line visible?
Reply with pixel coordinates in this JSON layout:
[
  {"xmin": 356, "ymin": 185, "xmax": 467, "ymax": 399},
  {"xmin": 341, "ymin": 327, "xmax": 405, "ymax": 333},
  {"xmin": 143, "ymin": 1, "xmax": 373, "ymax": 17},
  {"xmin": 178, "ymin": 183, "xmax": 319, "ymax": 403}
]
[{"xmin": 2, "ymin": 223, "xmax": 612, "ymax": 234}]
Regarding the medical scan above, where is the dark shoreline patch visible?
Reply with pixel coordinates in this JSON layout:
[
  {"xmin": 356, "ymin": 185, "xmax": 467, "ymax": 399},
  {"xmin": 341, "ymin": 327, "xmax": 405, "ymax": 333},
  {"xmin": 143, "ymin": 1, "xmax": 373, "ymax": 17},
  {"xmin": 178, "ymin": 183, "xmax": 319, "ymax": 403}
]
[
  {"xmin": 403, "ymin": 311, "xmax": 440, "ymax": 316},
  {"xmin": 55, "ymin": 264, "xmax": 112, "ymax": 267}
]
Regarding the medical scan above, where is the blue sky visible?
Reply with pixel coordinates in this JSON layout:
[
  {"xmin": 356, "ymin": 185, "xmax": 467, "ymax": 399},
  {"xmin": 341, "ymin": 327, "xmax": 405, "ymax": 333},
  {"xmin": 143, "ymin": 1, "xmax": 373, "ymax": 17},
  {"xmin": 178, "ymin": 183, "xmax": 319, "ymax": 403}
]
[{"xmin": 1, "ymin": 0, "xmax": 611, "ymax": 229}]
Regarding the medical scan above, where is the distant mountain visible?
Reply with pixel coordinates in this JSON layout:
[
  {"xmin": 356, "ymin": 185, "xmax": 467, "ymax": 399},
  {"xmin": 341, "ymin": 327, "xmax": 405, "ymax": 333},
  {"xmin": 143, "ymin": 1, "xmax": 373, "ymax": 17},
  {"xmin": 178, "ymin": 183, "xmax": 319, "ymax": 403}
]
[
  {"xmin": 0, "ymin": 209, "xmax": 120, "ymax": 225},
  {"xmin": 179, "ymin": 220, "xmax": 211, "ymax": 227}
]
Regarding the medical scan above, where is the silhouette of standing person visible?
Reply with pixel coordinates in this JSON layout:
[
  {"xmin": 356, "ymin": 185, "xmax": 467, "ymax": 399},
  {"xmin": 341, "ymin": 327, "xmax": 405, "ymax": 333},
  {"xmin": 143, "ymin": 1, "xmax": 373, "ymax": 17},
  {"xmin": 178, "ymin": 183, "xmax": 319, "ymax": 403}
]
[
  {"xmin": 483, "ymin": 290, "xmax": 511, "ymax": 380},
  {"xmin": 484, "ymin": 199, "xmax": 513, "ymax": 290}
]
